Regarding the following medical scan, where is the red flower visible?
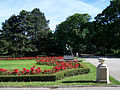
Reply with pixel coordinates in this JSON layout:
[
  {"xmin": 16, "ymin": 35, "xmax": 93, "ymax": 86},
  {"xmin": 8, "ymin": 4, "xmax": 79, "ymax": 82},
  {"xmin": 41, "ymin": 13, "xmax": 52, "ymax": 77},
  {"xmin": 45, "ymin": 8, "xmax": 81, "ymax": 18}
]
[
  {"xmin": 33, "ymin": 65, "xmax": 35, "ymax": 68},
  {"xmin": 44, "ymin": 70, "xmax": 48, "ymax": 72},
  {"xmin": 37, "ymin": 67, "xmax": 41, "ymax": 70},
  {"xmin": 52, "ymin": 71, "xmax": 55, "ymax": 73},
  {"xmin": 26, "ymin": 70, "xmax": 30, "ymax": 73},
  {"xmin": 8, "ymin": 71, "xmax": 11, "ymax": 74},
  {"xmin": 0, "ymin": 68, "xmax": 4, "ymax": 72},
  {"xmin": 23, "ymin": 68, "xmax": 26, "ymax": 71},
  {"xmin": 30, "ymin": 68, "xmax": 34, "ymax": 71},
  {"xmin": 39, "ymin": 70, "xmax": 42, "ymax": 72},
  {"xmin": 62, "ymin": 66, "xmax": 66, "ymax": 70},
  {"xmin": 22, "ymin": 71, "xmax": 24, "ymax": 74},
  {"xmin": 74, "ymin": 60, "xmax": 78, "ymax": 62},
  {"xmin": 35, "ymin": 69, "xmax": 39, "ymax": 73},
  {"xmin": 3, "ymin": 69, "xmax": 8, "ymax": 72}
]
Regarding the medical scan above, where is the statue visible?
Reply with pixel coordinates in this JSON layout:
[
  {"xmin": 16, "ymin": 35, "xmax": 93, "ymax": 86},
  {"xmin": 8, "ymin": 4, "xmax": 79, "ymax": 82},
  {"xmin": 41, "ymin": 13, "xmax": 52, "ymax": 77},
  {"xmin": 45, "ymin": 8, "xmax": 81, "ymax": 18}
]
[
  {"xmin": 66, "ymin": 44, "xmax": 69, "ymax": 50},
  {"xmin": 64, "ymin": 44, "xmax": 74, "ymax": 60},
  {"xmin": 64, "ymin": 44, "xmax": 73, "ymax": 55}
]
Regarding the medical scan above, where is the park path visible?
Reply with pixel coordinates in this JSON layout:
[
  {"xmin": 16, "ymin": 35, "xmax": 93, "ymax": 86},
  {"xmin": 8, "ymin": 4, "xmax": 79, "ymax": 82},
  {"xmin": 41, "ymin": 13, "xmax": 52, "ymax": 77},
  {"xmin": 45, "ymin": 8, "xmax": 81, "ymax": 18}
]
[{"xmin": 84, "ymin": 58, "xmax": 120, "ymax": 82}]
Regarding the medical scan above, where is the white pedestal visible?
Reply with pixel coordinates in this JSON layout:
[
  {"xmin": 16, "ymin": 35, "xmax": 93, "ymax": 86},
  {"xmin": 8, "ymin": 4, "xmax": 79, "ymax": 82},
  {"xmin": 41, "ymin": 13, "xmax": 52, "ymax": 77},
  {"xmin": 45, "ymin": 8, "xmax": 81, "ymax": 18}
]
[{"xmin": 96, "ymin": 58, "xmax": 109, "ymax": 84}]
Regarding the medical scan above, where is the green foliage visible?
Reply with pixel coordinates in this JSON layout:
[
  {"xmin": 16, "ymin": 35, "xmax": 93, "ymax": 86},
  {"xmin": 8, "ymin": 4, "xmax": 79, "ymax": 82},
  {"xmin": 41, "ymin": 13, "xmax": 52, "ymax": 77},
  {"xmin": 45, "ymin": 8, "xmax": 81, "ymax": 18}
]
[
  {"xmin": 55, "ymin": 67, "xmax": 90, "ymax": 80},
  {"xmin": 94, "ymin": 0, "xmax": 120, "ymax": 55},
  {"xmin": 0, "ymin": 74, "xmax": 56, "ymax": 82},
  {"xmin": 0, "ymin": 8, "xmax": 50, "ymax": 57},
  {"xmin": 55, "ymin": 13, "xmax": 92, "ymax": 55},
  {"xmin": 1, "ymin": 0, "xmax": 120, "ymax": 56}
]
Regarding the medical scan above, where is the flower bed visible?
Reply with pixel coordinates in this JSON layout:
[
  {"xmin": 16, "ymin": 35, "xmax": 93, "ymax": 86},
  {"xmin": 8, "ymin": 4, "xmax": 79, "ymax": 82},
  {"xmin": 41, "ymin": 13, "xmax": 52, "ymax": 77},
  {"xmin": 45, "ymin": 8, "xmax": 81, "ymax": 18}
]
[
  {"xmin": 0, "ymin": 57, "xmax": 81, "ymax": 75},
  {"xmin": 0, "ymin": 56, "xmax": 63, "ymax": 60},
  {"xmin": 0, "ymin": 57, "xmax": 90, "ymax": 81},
  {"xmin": 0, "ymin": 67, "xmax": 90, "ymax": 81}
]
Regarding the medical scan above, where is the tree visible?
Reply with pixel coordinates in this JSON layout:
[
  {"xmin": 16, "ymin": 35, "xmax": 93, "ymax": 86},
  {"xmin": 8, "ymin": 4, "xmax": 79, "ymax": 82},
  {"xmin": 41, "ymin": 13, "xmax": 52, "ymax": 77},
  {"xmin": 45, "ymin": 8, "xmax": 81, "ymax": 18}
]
[
  {"xmin": 54, "ymin": 13, "xmax": 91, "ymax": 55},
  {"xmin": 94, "ymin": 0, "xmax": 120, "ymax": 55},
  {"xmin": 30, "ymin": 8, "xmax": 50, "ymax": 55},
  {"xmin": 1, "ymin": 8, "xmax": 50, "ymax": 57},
  {"xmin": 0, "ymin": 29, "xmax": 9, "ymax": 54}
]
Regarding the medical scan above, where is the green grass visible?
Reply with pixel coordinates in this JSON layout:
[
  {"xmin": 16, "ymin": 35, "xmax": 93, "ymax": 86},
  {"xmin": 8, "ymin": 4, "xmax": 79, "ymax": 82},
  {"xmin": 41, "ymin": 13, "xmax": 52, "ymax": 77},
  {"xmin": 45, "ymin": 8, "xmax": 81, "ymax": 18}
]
[
  {"xmin": 0, "ymin": 60, "xmax": 53, "ymax": 70},
  {"xmin": 0, "ymin": 60, "xmax": 120, "ymax": 86},
  {"xmin": 74, "ymin": 57, "xmax": 85, "ymax": 61}
]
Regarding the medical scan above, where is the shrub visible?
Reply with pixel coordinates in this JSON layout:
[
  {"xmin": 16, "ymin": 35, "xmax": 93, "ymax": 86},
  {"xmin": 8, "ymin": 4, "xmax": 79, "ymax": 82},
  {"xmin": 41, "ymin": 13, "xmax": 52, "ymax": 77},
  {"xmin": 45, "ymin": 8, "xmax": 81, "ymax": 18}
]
[{"xmin": 0, "ymin": 67, "xmax": 90, "ymax": 81}]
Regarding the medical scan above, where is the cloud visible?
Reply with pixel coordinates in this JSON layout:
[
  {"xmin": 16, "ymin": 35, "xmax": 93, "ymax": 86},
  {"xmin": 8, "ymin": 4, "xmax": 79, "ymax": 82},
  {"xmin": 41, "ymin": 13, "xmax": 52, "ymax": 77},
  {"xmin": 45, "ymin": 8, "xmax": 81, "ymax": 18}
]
[{"xmin": 0, "ymin": 0, "xmax": 105, "ymax": 30}]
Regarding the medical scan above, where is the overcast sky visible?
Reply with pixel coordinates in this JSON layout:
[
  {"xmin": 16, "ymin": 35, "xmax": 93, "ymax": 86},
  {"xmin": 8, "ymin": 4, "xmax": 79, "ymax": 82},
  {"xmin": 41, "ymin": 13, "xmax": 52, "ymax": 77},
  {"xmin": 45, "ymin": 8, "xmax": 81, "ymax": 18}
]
[{"xmin": 0, "ymin": 0, "xmax": 110, "ymax": 30}]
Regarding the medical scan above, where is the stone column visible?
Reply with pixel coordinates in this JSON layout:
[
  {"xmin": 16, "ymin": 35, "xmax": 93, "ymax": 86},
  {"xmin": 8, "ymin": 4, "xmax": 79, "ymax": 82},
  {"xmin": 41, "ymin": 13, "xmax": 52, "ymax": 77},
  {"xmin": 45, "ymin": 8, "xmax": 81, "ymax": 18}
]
[{"xmin": 96, "ymin": 58, "xmax": 109, "ymax": 84}]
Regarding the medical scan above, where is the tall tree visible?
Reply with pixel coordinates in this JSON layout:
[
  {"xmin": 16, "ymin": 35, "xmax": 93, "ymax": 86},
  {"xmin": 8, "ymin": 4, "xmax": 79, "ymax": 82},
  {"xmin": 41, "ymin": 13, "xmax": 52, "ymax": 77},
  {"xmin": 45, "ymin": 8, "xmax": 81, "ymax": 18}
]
[
  {"xmin": 1, "ymin": 8, "xmax": 50, "ymax": 57},
  {"xmin": 30, "ymin": 8, "xmax": 50, "ymax": 55},
  {"xmin": 54, "ymin": 13, "xmax": 91, "ymax": 55},
  {"xmin": 94, "ymin": 0, "xmax": 120, "ymax": 54}
]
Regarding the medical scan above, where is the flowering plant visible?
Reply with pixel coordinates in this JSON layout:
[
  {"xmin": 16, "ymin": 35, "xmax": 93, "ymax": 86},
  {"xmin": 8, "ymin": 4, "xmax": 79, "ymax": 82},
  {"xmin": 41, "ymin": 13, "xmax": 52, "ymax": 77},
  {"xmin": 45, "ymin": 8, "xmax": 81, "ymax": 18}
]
[{"xmin": 0, "ymin": 57, "xmax": 82, "ymax": 75}]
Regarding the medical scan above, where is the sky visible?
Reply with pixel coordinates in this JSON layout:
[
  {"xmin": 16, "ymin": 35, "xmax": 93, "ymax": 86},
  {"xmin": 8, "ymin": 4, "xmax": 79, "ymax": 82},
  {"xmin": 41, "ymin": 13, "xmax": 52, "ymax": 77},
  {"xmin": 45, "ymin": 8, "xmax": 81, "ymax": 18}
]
[{"xmin": 0, "ymin": 0, "xmax": 110, "ymax": 30}]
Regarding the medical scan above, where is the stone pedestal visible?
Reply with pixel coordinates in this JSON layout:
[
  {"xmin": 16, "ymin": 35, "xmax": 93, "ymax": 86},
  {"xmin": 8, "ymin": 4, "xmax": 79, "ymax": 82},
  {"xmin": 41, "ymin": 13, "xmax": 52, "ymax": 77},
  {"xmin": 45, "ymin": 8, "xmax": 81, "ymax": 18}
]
[
  {"xmin": 96, "ymin": 58, "xmax": 109, "ymax": 84},
  {"xmin": 63, "ymin": 55, "xmax": 74, "ymax": 61}
]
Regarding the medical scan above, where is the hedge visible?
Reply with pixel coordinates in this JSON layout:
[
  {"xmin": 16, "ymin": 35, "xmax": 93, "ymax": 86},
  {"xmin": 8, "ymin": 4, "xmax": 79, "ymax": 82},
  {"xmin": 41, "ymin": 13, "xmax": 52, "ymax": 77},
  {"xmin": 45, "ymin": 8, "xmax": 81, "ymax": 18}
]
[
  {"xmin": 0, "ymin": 67, "xmax": 90, "ymax": 82},
  {"xmin": 55, "ymin": 67, "xmax": 90, "ymax": 80}
]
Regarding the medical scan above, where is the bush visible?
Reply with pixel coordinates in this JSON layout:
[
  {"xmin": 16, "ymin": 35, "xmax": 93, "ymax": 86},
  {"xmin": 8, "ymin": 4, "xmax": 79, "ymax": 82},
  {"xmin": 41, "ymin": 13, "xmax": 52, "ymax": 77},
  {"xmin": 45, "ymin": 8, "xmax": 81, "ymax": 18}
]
[
  {"xmin": 55, "ymin": 66, "xmax": 90, "ymax": 80},
  {"xmin": 0, "ymin": 74, "xmax": 56, "ymax": 82},
  {"xmin": 0, "ymin": 67, "xmax": 90, "ymax": 81}
]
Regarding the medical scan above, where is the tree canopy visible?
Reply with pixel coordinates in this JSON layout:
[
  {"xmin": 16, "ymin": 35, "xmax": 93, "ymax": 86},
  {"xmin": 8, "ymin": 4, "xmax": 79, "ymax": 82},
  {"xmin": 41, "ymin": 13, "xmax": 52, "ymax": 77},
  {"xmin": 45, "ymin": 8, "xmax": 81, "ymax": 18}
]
[
  {"xmin": 54, "ymin": 13, "xmax": 92, "ymax": 55},
  {"xmin": 0, "ymin": 8, "xmax": 50, "ymax": 57},
  {"xmin": 94, "ymin": 0, "xmax": 120, "ymax": 55},
  {"xmin": 0, "ymin": 0, "xmax": 120, "ymax": 57}
]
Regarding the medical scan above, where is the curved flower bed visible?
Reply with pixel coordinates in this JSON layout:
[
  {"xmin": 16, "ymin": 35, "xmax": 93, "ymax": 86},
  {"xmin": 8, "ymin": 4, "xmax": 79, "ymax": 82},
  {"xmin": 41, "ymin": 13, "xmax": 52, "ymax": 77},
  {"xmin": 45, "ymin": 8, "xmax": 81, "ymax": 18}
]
[
  {"xmin": 0, "ymin": 57, "xmax": 82, "ymax": 75},
  {"xmin": 0, "ymin": 57, "xmax": 90, "ymax": 81}
]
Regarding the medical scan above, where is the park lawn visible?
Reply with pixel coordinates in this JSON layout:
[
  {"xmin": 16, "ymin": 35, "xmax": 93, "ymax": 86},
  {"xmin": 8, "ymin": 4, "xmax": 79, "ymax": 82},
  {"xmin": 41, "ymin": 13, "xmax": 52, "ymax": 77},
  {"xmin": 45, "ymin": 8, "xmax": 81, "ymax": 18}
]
[
  {"xmin": 0, "ymin": 60, "xmax": 53, "ymax": 70},
  {"xmin": 0, "ymin": 61, "xmax": 120, "ymax": 86}
]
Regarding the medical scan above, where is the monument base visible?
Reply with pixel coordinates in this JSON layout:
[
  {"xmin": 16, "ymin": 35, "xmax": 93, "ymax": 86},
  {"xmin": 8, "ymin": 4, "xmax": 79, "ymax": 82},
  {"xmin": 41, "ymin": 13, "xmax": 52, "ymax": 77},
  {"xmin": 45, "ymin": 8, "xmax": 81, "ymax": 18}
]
[
  {"xmin": 96, "ymin": 64, "xmax": 109, "ymax": 84},
  {"xmin": 63, "ymin": 55, "xmax": 74, "ymax": 61}
]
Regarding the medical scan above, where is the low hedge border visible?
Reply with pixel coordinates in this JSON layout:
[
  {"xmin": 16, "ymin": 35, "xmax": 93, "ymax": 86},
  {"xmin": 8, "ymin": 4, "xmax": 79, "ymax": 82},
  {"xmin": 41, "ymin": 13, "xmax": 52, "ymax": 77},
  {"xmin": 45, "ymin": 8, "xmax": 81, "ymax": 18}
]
[
  {"xmin": 0, "ymin": 66, "xmax": 90, "ymax": 82},
  {"xmin": 55, "ymin": 67, "xmax": 90, "ymax": 80}
]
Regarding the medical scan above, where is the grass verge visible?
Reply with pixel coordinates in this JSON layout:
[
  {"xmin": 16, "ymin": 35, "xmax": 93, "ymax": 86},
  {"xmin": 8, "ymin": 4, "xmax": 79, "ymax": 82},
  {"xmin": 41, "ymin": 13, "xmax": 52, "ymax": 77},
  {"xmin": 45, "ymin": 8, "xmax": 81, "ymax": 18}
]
[{"xmin": 0, "ymin": 60, "xmax": 53, "ymax": 70}]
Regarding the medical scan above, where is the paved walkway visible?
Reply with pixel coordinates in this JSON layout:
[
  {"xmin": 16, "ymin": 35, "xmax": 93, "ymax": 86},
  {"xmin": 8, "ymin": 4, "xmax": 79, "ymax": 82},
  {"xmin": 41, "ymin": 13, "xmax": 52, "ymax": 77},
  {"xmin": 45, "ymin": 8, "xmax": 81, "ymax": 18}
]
[{"xmin": 84, "ymin": 58, "xmax": 120, "ymax": 82}]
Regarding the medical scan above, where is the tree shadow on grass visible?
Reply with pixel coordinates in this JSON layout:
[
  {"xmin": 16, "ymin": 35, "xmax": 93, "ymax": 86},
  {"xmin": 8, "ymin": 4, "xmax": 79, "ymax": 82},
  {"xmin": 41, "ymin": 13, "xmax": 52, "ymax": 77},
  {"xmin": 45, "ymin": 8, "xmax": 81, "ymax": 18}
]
[{"xmin": 62, "ymin": 80, "xmax": 96, "ymax": 83}]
